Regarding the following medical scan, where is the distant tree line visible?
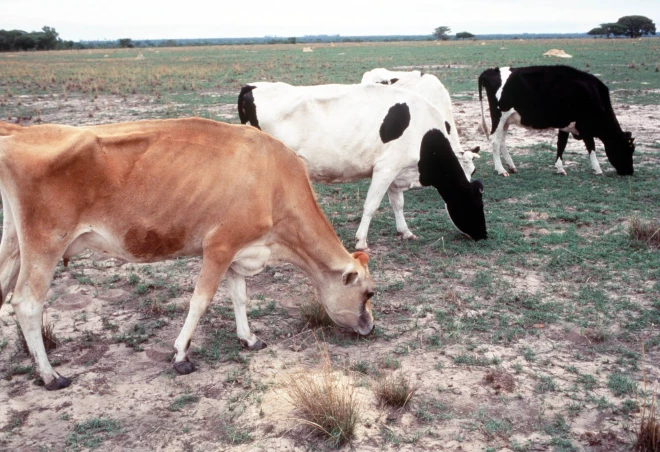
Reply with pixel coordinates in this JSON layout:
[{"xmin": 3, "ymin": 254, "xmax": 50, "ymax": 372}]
[
  {"xmin": 0, "ymin": 26, "xmax": 79, "ymax": 51},
  {"xmin": 588, "ymin": 15, "xmax": 656, "ymax": 38}
]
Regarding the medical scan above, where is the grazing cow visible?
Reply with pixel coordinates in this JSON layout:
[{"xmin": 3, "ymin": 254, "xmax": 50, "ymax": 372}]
[
  {"xmin": 238, "ymin": 82, "xmax": 487, "ymax": 250},
  {"xmin": 478, "ymin": 65, "xmax": 635, "ymax": 176},
  {"xmin": 0, "ymin": 118, "xmax": 375, "ymax": 390},
  {"xmin": 361, "ymin": 68, "xmax": 478, "ymax": 157}
]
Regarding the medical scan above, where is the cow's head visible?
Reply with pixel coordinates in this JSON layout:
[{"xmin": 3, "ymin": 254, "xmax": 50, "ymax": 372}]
[
  {"xmin": 319, "ymin": 251, "xmax": 374, "ymax": 335},
  {"xmin": 418, "ymin": 129, "xmax": 488, "ymax": 241},
  {"xmin": 605, "ymin": 131, "xmax": 634, "ymax": 176},
  {"xmin": 445, "ymin": 180, "xmax": 488, "ymax": 241},
  {"xmin": 458, "ymin": 146, "xmax": 481, "ymax": 180}
]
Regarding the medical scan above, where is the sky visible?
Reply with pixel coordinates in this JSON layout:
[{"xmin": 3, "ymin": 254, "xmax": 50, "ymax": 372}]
[{"xmin": 1, "ymin": 0, "xmax": 658, "ymax": 41}]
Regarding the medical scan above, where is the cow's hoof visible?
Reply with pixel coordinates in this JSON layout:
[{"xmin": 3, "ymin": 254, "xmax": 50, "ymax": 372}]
[
  {"xmin": 45, "ymin": 376, "xmax": 72, "ymax": 391},
  {"xmin": 173, "ymin": 360, "xmax": 196, "ymax": 375},
  {"xmin": 397, "ymin": 232, "xmax": 417, "ymax": 241},
  {"xmin": 240, "ymin": 338, "xmax": 267, "ymax": 351}
]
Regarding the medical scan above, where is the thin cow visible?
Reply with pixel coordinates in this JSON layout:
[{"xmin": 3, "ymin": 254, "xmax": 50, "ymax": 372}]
[
  {"xmin": 238, "ymin": 82, "xmax": 487, "ymax": 251},
  {"xmin": 478, "ymin": 65, "xmax": 634, "ymax": 176},
  {"xmin": 0, "ymin": 118, "xmax": 375, "ymax": 390},
  {"xmin": 361, "ymin": 68, "xmax": 479, "ymax": 157}
]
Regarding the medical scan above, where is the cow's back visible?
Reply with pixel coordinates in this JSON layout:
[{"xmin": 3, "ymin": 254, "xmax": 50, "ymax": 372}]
[
  {"xmin": 246, "ymin": 83, "xmax": 451, "ymax": 184},
  {"xmin": 500, "ymin": 66, "xmax": 615, "ymax": 131},
  {"xmin": 0, "ymin": 118, "xmax": 309, "ymax": 260}
]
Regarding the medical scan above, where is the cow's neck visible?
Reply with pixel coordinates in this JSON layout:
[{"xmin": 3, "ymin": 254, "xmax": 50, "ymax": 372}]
[{"xmin": 274, "ymin": 201, "xmax": 350, "ymax": 283}]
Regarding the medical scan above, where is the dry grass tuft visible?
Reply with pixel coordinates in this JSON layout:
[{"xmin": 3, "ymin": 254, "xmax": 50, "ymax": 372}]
[
  {"xmin": 300, "ymin": 298, "xmax": 334, "ymax": 329},
  {"xmin": 630, "ymin": 216, "xmax": 660, "ymax": 249},
  {"xmin": 635, "ymin": 397, "xmax": 660, "ymax": 451},
  {"xmin": 635, "ymin": 343, "xmax": 660, "ymax": 451},
  {"xmin": 374, "ymin": 371, "xmax": 418, "ymax": 408},
  {"xmin": 282, "ymin": 345, "xmax": 361, "ymax": 447}
]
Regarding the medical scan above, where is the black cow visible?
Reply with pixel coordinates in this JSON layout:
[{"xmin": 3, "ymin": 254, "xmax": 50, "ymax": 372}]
[{"xmin": 478, "ymin": 65, "xmax": 634, "ymax": 176}]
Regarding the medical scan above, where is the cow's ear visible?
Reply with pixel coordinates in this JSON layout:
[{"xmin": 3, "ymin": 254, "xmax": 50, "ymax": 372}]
[
  {"xmin": 471, "ymin": 146, "xmax": 481, "ymax": 154},
  {"xmin": 352, "ymin": 251, "xmax": 369, "ymax": 267},
  {"xmin": 342, "ymin": 269, "xmax": 359, "ymax": 286}
]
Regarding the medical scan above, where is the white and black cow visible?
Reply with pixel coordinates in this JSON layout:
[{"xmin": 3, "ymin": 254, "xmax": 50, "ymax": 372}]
[
  {"xmin": 238, "ymin": 82, "xmax": 487, "ymax": 250},
  {"xmin": 478, "ymin": 65, "xmax": 635, "ymax": 176},
  {"xmin": 361, "ymin": 68, "xmax": 479, "ymax": 158}
]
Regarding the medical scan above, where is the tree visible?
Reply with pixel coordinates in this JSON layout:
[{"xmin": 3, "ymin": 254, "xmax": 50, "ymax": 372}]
[
  {"xmin": 599, "ymin": 22, "xmax": 627, "ymax": 38},
  {"xmin": 587, "ymin": 27, "xmax": 605, "ymax": 37},
  {"xmin": 433, "ymin": 26, "xmax": 451, "ymax": 41},
  {"xmin": 118, "ymin": 38, "xmax": 134, "ymax": 48},
  {"xmin": 617, "ymin": 15, "xmax": 656, "ymax": 38},
  {"xmin": 456, "ymin": 31, "xmax": 475, "ymax": 40},
  {"xmin": 37, "ymin": 26, "xmax": 59, "ymax": 50}
]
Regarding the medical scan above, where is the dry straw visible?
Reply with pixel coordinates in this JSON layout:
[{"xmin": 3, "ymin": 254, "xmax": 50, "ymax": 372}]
[
  {"xmin": 282, "ymin": 341, "xmax": 361, "ymax": 447},
  {"xmin": 630, "ymin": 216, "xmax": 660, "ymax": 249},
  {"xmin": 635, "ymin": 343, "xmax": 659, "ymax": 451}
]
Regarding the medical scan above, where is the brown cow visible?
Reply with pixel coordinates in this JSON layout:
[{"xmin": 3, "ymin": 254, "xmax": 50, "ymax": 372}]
[{"xmin": 0, "ymin": 118, "xmax": 375, "ymax": 390}]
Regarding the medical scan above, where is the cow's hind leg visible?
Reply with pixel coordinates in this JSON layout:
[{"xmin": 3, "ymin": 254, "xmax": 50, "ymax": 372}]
[
  {"xmin": 555, "ymin": 131, "xmax": 569, "ymax": 175},
  {"xmin": 226, "ymin": 268, "xmax": 265, "ymax": 351},
  {"xmin": 0, "ymin": 193, "xmax": 21, "ymax": 307},
  {"xmin": 173, "ymin": 245, "xmax": 232, "ymax": 374},
  {"xmin": 489, "ymin": 113, "xmax": 513, "ymax": 177},
  {"xmin": 499, "ymin": 125, "xmax": 517, "ymax": 174},
  {"xmin": 387, "ymin": 186, "xmax": 415, "ymax": 241},
  {"xmin": 11, "ymin": 252, "xmax": 68, "ymax": 390},
  {"xmin": 583, "ymin": 136, "xmax": 603, "ymax": 175},
  {"xmin": 355, "ymin": 167, "xmax": 398, "ymax": 250}
]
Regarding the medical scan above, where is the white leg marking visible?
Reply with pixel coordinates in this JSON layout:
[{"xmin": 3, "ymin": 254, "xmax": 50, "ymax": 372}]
[
  {"xmin": 355, "ymin": 167, "xmax": 398, "ymax": 250},
  {"xmin": 555, "ymin": 157, "xmax": 567, "ymax": 175},
  {"xmin": 11, "ymin": 255, "xmax": 62, "ymax": 386},
  {"xmin": 173, "ymin": 256, "xmax": 226, "ymax": 363},
  {"xmin": 387, "ymin": 186, "xmax": 414, "ymax": 240},
  {"xmin": 490, "ymin": 110, "xmax": 517, "ymax": 176},
  {"xmin": 589, "ymin": 152, "xmax": 603, "ymax": 175},
  {"xmin": 499, "ymin": 127, "xmax": 517, "ymax": 173},
  {"xmin": 226, "ymin": 268, "xmax": 259, "ymax": 347}
]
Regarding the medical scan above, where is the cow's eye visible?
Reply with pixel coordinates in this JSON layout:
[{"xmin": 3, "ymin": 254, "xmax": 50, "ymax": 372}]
[{"xmin": 366, "ymin": 290, "xmax": 375, "ymax": 300}]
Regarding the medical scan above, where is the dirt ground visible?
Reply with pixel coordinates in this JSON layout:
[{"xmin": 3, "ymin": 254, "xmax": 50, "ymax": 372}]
[{"xmin": 1, "ymin": 93, "xmax": 659, "ymax": 451}]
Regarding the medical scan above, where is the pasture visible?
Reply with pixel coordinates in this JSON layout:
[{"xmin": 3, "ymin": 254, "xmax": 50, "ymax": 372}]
[{"xmin": 1, "ymin": 38, "xmax": 660, "ymax": 450}]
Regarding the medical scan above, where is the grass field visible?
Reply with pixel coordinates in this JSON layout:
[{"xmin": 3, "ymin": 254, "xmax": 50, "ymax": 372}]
[{"xmin": 1, "ymin": 39, "xmax": 660, "ymax": 451}]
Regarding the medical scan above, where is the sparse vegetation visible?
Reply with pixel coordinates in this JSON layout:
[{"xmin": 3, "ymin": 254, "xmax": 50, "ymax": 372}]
[
  {"xmin": 65, "ymin": 418, "xmax": 122, "ymax": 450},
  {"xmin": 0, "ymin": 37, "xmax": 658, "ymax": 450},
  {"xmin": 374, "ymin": 371, "xmax": 418, "ymax": 408}
]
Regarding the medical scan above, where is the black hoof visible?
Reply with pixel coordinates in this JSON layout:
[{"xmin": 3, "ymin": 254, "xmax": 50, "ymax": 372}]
[
  {"xmin": 239, "ymin": 338, "xmax": 267, "ymax": 351},
  {"xmin": 173, "ymin": 360, "xmax": 196, "ymax": 375},
  {"xmin": 45, "ymin": 376, "xmax": 72, "ymax": 391}
]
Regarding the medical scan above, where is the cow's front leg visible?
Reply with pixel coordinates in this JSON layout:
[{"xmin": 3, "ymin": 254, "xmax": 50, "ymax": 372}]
[
  {"xmin": 387, "ymin": 186, "xmax": 416, "ymax": 241},
  {"xmin": 173, "ymin": 249, "xmax": 229, "ymax": 375},
  {"xmin": 355, "ymin": 167, "xmax": 398, "ymax": 250},
  {"xmin": 583, "ymin": 136, "xmax": 603, "ymax": 175},
  {"xmin": 555, "ymin": 131, "xmax": 569, "ymax": 175},
  {"xmin": 226, "ymin": 268, "xmax": 265, "ymax": 351}
]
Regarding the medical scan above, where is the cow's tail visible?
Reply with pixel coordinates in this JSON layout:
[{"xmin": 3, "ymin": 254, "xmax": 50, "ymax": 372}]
[
  {"xmin": 478, "ymin": 75, "xmax": 489, "ymax": 138},
  {"xmin": 237, "ymin": 85, "xmax": 260, "ymax": 130}
]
